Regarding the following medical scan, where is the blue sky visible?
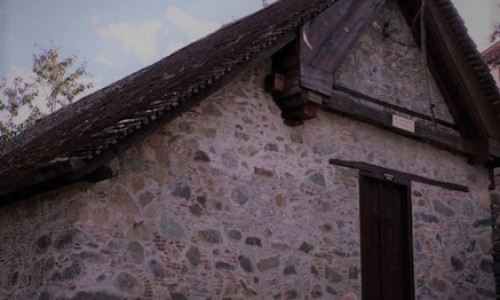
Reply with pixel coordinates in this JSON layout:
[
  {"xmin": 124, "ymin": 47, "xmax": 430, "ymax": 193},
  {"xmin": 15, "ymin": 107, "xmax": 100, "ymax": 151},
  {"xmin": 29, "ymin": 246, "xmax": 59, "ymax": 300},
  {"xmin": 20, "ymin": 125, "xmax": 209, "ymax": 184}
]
[
  {"xmin": 0, "ymin": 0, "xmax": 275, "ymax": 90},
  {"xmin": 0, "ymin": 0, "xmax": 498, "ymax": 93}
]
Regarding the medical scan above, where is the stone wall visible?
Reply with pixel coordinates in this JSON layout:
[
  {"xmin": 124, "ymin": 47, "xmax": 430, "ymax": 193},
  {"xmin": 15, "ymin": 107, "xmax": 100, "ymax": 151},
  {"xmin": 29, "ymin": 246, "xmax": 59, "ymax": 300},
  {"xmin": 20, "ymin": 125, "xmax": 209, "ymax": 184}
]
[
  {"xmin": 334, "ymin": 0, "xmax": 455, "ymax": 126},
  {"xmin": 0, "ymin": 59, "xmax": 494, "ymax": 299},
  {"xmin": 0, "ymin": 1, "xmax": 495, "ymax": 298}
]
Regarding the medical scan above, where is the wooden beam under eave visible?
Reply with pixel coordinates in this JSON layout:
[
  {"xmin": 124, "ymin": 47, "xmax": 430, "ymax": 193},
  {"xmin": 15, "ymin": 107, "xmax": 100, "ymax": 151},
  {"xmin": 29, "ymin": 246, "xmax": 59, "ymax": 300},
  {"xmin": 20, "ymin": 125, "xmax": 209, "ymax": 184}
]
[{"xmin": 324, "ymin": 91, "xmax": 486, "ymax": 160}]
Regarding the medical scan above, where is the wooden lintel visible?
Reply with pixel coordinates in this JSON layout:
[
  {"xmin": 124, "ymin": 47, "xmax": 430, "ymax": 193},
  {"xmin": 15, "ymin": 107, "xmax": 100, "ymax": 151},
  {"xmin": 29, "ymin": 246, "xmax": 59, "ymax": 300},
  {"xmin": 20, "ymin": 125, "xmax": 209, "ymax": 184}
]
[
  {"xmin": 329, "ymin": 158, "xmax": 469, "ymax": 192},
  {"xmin": 324, "ymin": 92, "xmax": 485, "ymax": 159}
]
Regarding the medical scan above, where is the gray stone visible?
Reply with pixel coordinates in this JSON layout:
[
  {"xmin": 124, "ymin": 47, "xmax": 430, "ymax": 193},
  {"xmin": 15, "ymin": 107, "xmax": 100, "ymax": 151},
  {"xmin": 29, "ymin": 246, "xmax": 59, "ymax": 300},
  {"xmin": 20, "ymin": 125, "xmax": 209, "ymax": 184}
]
[
  {"xmin": 222, "ymin": 152, "xmax": 238, "ymax": 169},
  {"xmin": 254, "ymin": 167, "xmax": 274, "ymax": 177},
  {"xmin": 44, "ymin": 257, "xmax": 54, "ymax": 272},
  {"xmin": 415, "ymin": 213, "xmax": 439, "ymax": 223},
  {"xmin": 284, "ymin": 264, "xmax": 297, "ymax": 275},
  {"xmin": 433, "ymin": 199, "xmax": 455, "ymax": 217},
  {"xmin": 215, "ymin": 261, "xmax": 235, "ymax": 271},
  {"xmin": 320, "ymin": 224, "xmax": 332, "ymax": 232},
  {"xmin": 311, "ymin": 265, "xmax": 319, "ymax": 276},
  {"xmin": 299, "ymin": 242, "xmax": 314, "ymax": 254},
  {"xmin": 473, "ymin": 218, "xmax": 492, "ymax": 228},
  {"xmin": 38, "ymin": 291, "xmax": 50, "ymax": 300},
  {"xmin": 313, "ymin": 144, "xmax": 338, "ymax": 155},
  {"xmin": 10, "ymin": 271, "xmax": 18, "ymax": 286},
  {"xmin": 198, "ymin": 229, "xmax": 222, "ymax": 243},
  {"xmin": 462, "ymin": 200, "xmax": 475, "ymax": 217},
  {"xmin": 202, "ymin": 103, "xmax": 223, "ymax": 117},
  {"xmin": 114, "ymin": 272, "xmax": 139, "ymax": 293},
  {"xmin": 290, "ymin": 132, "xmax": 303, "ymax": 144},
  {"xmin": 54, "ymin": 230, "xmax": 75, "ymax": 250},
  {"xmin": 450, "ymin": 256, "xmax": 464, "ymax": 271},
  {"xmin": 172, "ymin": 182, "xmax": 191, "ymax": 200},
  {"xmin": 465, "ymin": 273, "xmax": 478, "ymax": 284},
  {"xmin": 467, "ymin": 240, "xmax": 476, "ymax": 252},
  {"xmin": 170, "ymin": 293, "xmax": 188, "ymax": 300},
  {"xmin": 271, "ymin": 243, "xmax": 289, "ymax": 251},
  {"xmin": 228, "ymin": 229, "xmax": 242, "ymax": 241},
  {"xmin": 79, "ymin": 251, "xmax": 102, "ymax": 263},
  {"xmin": 186, "ymin": 246, "xmax": 201, "ymax": 267},
  {"xmin": 127, "ymin": 241, "xmax": 144, "ymax": 264},
  {"xmin": 326, "ymin": 286, "xmax": 337, "ymax": 295},
  {"xmin": 311, "ymin": 285, "xmax": 323, "ymax": 299},
  {"xmin": 194, "ymin": 150, "xmax": 210, "ymax": 162},
  {"xmin": 189, "ymin": 204, "xmax": 203, "ymax": 217},
  {"xmin": 159, "ymin": 214, "xmax": 185, "ymax": 239},
  {"xmin": 231, "ymin": 186, "xmax": 249, "ymax": 205},
  {"xmin": 51, "ymin": 261, "xmax": 82, "ymax": 281},
  {"xmin": 35, "ymin": 234, "xmax": 51, "ymax": 254},
  {"xmin": 238, "ymin": 255, "xmax": 253, "ymax": 273},
  {"xmin": 285, "ymin": 289, "xmax": 298, "ymax": 299},
  {"xmin": 149, "ymin": 260, "xmax": 171, "ymax": 278},
  {"xmin": 139, "ymin": 192, "xmax": 154, "ymax": 207},
  {"xmin": 476, "ymin": 287, "xmax": 496, "ymax": 299},
  {"xmin": 325, "ymin": 266, "xmax": 342, "ymax": 283},
  {"xmin": 430, "ymin": 277, "xmax": 448, "ymax": 293},
  {"xmin": 480, "ymin": 259, "xmax": 493, "ymax": 273},
  {"xmin": 264, "ymin": 143, "xmax": 279, "ymax": 152},
  {"xmin": 309, "ymin": 173, "xmax": 326, "ymax": 187},
  {"xmin": 349, "ymin": 266, "xmax": 359, "ymax": 279},
  {"xmin": 245, "ymin": 237, "xmax": 262, "ymax": 247},
  {"xmin": 257, "ymin": 256, "xmax": 280, "ymax": 271},
  {"xmin": 71, "ymin": 291, "xmax": 125, "ymax": 300}
]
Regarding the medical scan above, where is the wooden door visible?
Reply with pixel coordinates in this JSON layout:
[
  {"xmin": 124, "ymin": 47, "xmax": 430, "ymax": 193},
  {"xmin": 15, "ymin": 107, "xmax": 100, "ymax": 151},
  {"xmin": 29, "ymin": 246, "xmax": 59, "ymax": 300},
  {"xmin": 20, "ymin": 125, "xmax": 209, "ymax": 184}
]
[{"xmin": 360, "ymin": 176, "xmax": 413, "ymax": 300}]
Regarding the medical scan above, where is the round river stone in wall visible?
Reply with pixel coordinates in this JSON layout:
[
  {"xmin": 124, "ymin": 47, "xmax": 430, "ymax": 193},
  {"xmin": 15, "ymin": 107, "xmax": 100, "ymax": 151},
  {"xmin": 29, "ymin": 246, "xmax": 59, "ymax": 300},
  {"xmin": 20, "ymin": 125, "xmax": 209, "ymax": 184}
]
[{"xmin": 230, "ymin": 186, "xmax": 249, "ymax": 205}]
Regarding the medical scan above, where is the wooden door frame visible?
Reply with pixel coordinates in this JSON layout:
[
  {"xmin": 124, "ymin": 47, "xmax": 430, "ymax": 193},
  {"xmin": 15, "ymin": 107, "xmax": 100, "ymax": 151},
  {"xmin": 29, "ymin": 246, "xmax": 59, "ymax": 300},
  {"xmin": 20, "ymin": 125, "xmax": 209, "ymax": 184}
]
[{"xmin": 359, "ymin": 173, "xmax": 415, "ymax": 299}]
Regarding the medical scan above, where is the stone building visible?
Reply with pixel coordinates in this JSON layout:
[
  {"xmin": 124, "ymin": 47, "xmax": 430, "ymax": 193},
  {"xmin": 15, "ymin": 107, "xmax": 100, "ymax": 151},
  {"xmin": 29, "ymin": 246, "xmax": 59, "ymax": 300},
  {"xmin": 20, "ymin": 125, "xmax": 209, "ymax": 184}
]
[{"xmin": 1, "ymin": 0, "xmax": 500, "ymax": 299}]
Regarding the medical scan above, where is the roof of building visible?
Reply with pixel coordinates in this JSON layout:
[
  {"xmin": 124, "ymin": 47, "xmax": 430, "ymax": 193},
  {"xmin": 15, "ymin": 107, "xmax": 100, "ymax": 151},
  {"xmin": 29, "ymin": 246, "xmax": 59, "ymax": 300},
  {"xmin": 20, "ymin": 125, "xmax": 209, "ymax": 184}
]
[
  {"xmin": 483, "ymin": 41, "xmax": 500, "ymax": 67},
  {"xmin": 0, "ymin": 0, "xmax": 499, "ymax": 203}
]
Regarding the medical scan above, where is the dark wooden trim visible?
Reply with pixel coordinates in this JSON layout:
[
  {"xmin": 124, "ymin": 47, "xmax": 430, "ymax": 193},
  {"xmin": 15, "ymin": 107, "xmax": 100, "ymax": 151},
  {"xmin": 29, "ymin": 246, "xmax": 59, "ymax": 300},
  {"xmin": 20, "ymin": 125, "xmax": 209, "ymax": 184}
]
[
  {"xmin": 330, "ymin": 158, "xmax": 469, "ymax": 192},
  {"xmin": 323, "ymin": 92, "xmax": 486, "ymax": 160},
  {"xmin": 332, "ymin": 84, "xmax": 457, "ymax": 130}
]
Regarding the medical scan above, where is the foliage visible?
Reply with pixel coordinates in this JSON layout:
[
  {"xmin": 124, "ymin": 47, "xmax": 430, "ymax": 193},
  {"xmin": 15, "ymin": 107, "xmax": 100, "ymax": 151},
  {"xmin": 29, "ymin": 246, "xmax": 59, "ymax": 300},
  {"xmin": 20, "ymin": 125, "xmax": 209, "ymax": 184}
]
[
  {"xmin": 491, "ymin": 22, "xmax": 500, "ymax": 43},
  {"xmin": 0, "ymin": 45, "xmax": 93, "ymax": 143}
]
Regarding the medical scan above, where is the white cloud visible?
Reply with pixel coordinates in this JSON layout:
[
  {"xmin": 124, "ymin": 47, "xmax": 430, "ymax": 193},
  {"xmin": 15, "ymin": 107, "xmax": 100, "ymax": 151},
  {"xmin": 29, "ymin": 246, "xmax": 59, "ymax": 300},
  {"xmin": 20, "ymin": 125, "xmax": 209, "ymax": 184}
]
[
  {"xmin": 86, "ymin": 12, "xmax": 99, "ymax": 25},
  {"xmin": 97, "ymin": 20, "xmax": 162, "ymax": 64},
  {"xmin": 95, "ymin": 53, "xmax": 122, "ymax": 68},
  {"xmin": 165, "ymin": 7, "xmax": 220, "ymax": 41}
]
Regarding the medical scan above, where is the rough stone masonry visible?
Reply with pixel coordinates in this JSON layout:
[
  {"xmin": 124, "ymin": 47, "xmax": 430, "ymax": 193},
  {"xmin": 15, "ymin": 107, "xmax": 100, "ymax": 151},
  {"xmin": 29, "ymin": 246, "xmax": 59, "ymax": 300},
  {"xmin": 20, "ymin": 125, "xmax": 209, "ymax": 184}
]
[{"xmin": 0, "ymin": 0, "xmax": 495, "ymax": 298}]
